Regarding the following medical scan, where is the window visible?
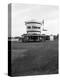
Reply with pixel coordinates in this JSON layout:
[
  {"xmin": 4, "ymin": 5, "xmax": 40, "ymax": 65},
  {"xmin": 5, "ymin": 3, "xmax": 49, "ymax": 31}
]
[
  {"xmin": 32, "ymin": 26, "xmax": 37, "ymax": 29},
  {"xmin": 27, "ymin": 26, "xmax": 31, "ymax": 29},
  {"xmin": 32, "ymin": 26, "xmax": 40, "ymax": 29},
  {"xmin": 38, "ymin": 27, "xmax": 40, "ymax": 29}
]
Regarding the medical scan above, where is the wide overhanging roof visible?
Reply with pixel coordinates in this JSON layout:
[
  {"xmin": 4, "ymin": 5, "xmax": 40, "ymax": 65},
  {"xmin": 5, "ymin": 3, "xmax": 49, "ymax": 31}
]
[
  {"xmin": 25, "ymin": 19, "xmax": 42, "ymax": 25},
  {"xmin": 21, "ymin": 34, "xmax": 46, "ymax": 36}
]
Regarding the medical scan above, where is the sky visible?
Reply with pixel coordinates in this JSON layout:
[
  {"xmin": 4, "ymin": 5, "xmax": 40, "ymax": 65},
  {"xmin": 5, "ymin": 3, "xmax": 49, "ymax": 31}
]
[{"xmin": 10, "ymin": 4, "xmax": 59, "ymax": 37}]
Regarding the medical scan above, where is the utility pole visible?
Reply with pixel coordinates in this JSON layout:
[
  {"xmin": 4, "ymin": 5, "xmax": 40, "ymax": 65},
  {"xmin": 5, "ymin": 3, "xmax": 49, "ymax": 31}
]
[{"xmin": 42, "ymin": 19, "xmax": 47, "ymax": 34}]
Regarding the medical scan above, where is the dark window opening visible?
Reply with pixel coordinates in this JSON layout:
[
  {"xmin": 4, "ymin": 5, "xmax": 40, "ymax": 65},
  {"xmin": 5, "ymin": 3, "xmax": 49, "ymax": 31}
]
[
  {"xmin": 32, "ymin": 26, "xmax": 40, "ymax": 29},
  {"xmin": 27, "ymin": 31, "xmax": 40, "ymax": 32},
  {"xmin": 27, "ymin": 26, "xmax": 31, "ymax": 29},
  {"xmin": 38, "ymin": 27, "xmax": 40, "ymax": 29}
]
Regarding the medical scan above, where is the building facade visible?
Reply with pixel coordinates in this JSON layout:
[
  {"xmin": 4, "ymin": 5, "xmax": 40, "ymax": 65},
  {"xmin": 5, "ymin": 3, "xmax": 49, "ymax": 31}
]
[
  {"xmin": 22, "ymin": 20, "xmax": 44, "ymax": 42},
  {"xmin": 25, "ymin": 20, "xmax": 42, "ymax": 35}
]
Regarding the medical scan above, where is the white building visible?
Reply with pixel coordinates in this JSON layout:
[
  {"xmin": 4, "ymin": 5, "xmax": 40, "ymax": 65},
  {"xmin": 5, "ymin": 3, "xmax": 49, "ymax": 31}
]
[
  {"xmin": 25, "ymin": 20, "xmax": 42, "ymax": 35},
  {"xmin": 50, "ymin": 34, "xmax": 54, "ymax": 41},
  {"xmin": 22, "ymin": 19, "xmax": 44, "ymax": 41}
]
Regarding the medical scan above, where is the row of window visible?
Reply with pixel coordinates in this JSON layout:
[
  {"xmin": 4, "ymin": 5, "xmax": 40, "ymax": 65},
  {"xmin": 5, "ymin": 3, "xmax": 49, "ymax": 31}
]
[
  {"xmin": 27, "ymin": 26, "xmax": 40, "ymax": 29},
  {"xmin": 27, "ymin": 31, "xmax": 41, "ymax": 32}
]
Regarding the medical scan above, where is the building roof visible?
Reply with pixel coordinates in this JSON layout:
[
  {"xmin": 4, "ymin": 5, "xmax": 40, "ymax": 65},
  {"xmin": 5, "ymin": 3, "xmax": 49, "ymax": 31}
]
[
  {"xmin": 25, "ymin": 19, "xmax": 42, "ymax": 25},
  {"xmin": 21, "ymin": 33, "xmax": 41, "ymax": 36}
]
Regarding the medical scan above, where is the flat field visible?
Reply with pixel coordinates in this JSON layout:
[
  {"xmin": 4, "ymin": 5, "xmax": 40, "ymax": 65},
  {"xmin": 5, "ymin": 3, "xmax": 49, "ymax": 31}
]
[{"xmin": 11, "ymin": 40, "xmax": 58, "ymax": 76}]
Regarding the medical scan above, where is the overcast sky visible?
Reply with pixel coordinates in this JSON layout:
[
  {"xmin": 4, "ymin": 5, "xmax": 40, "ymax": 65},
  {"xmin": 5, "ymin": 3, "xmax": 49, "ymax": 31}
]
[{"xmin": 11, "ymin": 4, "xmax": 59, "ymax": 37}]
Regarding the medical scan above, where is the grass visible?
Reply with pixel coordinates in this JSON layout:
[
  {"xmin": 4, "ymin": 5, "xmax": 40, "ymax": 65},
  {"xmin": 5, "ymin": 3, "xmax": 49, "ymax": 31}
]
[{"xmin": 11, "ymin": 40, "xmax": 58, "ymax": 76}]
